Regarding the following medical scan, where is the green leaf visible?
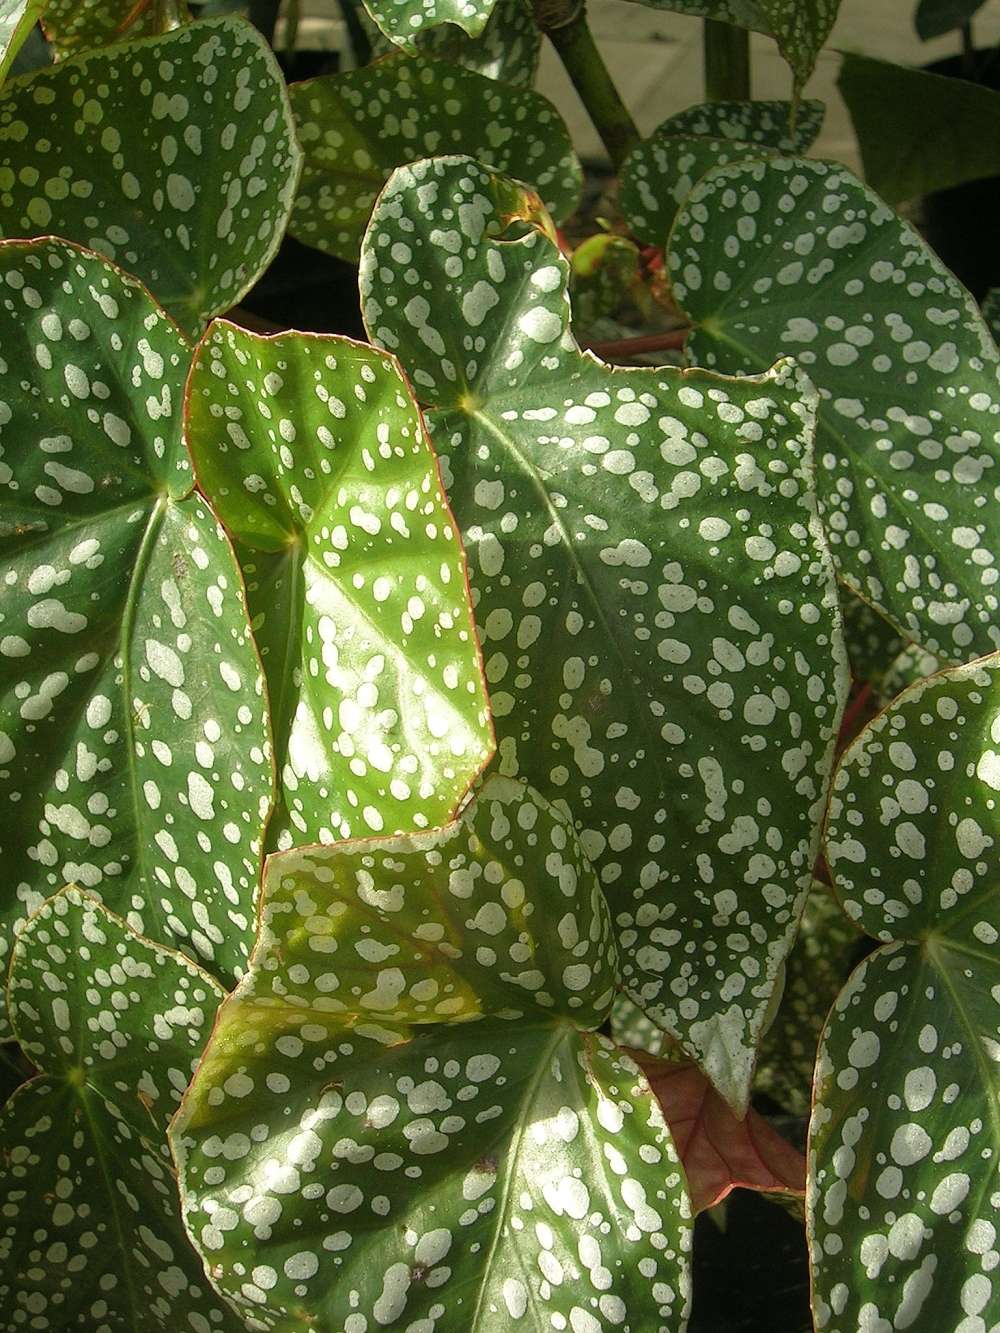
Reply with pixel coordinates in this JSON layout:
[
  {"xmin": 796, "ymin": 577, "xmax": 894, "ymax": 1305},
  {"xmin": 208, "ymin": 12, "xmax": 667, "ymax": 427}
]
[
  {"xmin": 361, "ymin": 156, "xmax": 848, "ymax": 1111},
  {"xmin": 0, "ymin": 0, "xmax": 44, "ymax": 84},
  {"xmin": 982, "ymin": 287, "xmax": 1000, "ymax": 342},
  {"xmin": 0, "ymin": 887, "xmax": 243, "ymax": 1331},
  {"xmin": 914, "ymin": 0, "xmax": 987, "ymax": 40},
  {"xmin": 41, "ymin": 0, "xmax": 190, "ymax": 59},
  {"xmin": 367, "ymin": 0, "xmax": 541, "ymax": 85},
  {"xmin": 839, "ymin": 53, "xmax": 1000, "ymax": 206},
  {"xmin": 570, "ymin": 233, "xmax": 641, "ymax": 331},
  {"xmin": 172, "ymin": 775, "xmax": 692, "ymax": 1331},
  {"xmin": 669, "ymin": 155, "xmax": 1000, "ymax": 662},
  {"xmin": 877, "ymin": 640, "xmax": 942, "ymax": 707},
  {"xmin": 288, "ymin": 53, "xmax": 580, "ymax": 264},
  {"xmin": 622, "ymin": 0, "xmax": 841, "ymax": 91},
  {"xmin": 841, "ymin": 592, "xmax": 907, "ymax": 686},
  {"xmin": 0, "ymin": 238, "xmax": 273, "ymax": 1035},
  {"xmin": 753, "ymin": 880, "xmax": 857, "ymax": 1116},
  {"xmin": 185, "ymin": 319, "xmax": 493, "ymax": 851},
  {"xmin": 0, "ymin": 16, "xmax": 302, "ymax": 335},
  {"xmin": 812, "ymin": 653, "xmax": 1000, "ymax": 1331},
  {"xmin": 359, "ymin": 0, "xmax": 495, "ymax": 51},
  {"xmin": 621, "ymin": 98, "xmax": 824, "ymax": 246}
]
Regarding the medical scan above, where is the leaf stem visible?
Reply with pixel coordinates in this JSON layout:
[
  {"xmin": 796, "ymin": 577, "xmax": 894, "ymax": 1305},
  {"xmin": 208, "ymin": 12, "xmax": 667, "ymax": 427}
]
[
  {"xmin": 534, "ymin": 0, "xmax": 640, "ymax": 170},
  {"xmin": 584, "ymin": 328, "xmax": 689, "ymax": 359},
  {"xmin": 703, "ymin": 19, "xmax": 751, "ymax": 101}
]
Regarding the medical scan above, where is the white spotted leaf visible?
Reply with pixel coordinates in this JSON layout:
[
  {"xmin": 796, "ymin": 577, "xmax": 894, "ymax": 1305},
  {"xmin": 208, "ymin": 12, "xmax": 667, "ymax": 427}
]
[
  {"xmin": 620, "ymin": 99, "xmax": 824, "ymax": 246},
  {"xmin": 0, "ymin": 16, "xmax": 302, "ymax": 336},
  {"xmin": 0, "ymin": 886, "xmax": 243, "ymax": 1331},
  {"xmin": 359, "ymin": 0, "xmax": 497, "ymax": 51},
  {"xmin": 0, "ymin": 238, "xmax": 273, "ymax": 1037},
  {"xmin": 185, "ymin": 320, "xmax": 493, "ymax": 851},
  {"xmin": 288, "ymin": 54, "xmax": 580, "ymax": 264},
  {"xmin": 41, "ymin": 0, "xmax": 190, "ymax": 59},
  {"xmin": 172, "ymin": 775, "xmax": 693, "ymax": 1332},
  {"xmin": 365, "ymin": 0, "xmax": 541, "ymax": 85},
  {"xmin": 360, "ymin": 156, "xmax": 848, "ymax": 1113},
  {"xmin": 669, "ymin": 156, "xmax": 1000, "ymax": 662},
  {"xmin": 622, "ymin": 0, "xmax": 841, "ymax": 92},
  {"xmin": 811, "ymin": 653, "xmax": 1000, "ymax": 1331}
]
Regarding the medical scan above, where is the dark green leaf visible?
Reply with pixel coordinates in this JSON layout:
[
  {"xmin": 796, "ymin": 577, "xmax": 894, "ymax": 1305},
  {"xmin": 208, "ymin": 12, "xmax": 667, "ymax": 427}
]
[
  {"xmin": 0, "ymin": 16, "xmax": 302, "ymax": 334},
  {"xmin": 360, "ymin": 0, "xmax": 497, "ymax": 51},
  {"xmin": 839, "ymin": 52, "xmax": 1000, "ymax": 205},
  {"xmin": 812, "ymin": 653, "xmax": 1000, "ymax": 1330},
  {"xmin": 0, "ymin": 0, "xmax": 44, "ymax": 83},
  {"xmin": 173, "ymin": 775, "xmax": 692, "ymax": 1331},
  {"xmin": 41, "ymin": 0, "xmax": 190, "ymax": 59},
  {"xmin": 185, "ymin": 320, "xmax": 493, "ymax": 850},
  {"xmin": 367, "ymin": 0, "xmax": 540, "ymax": 84},
  {"xmin": 914, "ymin": 0, "xmax": 988, "ymax": 40},
  {"xmin": 669, "ymin": 155, "xmax": 1000, "ymax": 661},
  {"xmin": 982, "ymin": 287, "xmax": 1000, "ymax": 342},
  {"xmin": 288, "ymin": 54, "xmax": 580, "ymax": 263},
  {"xmin": 361, "ymin": 156, "xmax": 848, "ymax": 1111},
  {"xmin": 0, "ymin": 239, "xmax": 273, "ymax": 1035},
  {"xmin": 0, "ymin": 887, "xmax": 242, "ymax": 1331},
  {"xmin": 841, "ymin": 592, "xmax": 907, "ymax": 686}
]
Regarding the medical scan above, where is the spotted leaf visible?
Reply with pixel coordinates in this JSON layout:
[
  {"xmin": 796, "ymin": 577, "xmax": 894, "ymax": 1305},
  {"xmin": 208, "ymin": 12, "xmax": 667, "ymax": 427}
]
[
  {"xmin": 669, "ymin": 156, "xmax": 1000, "ymax": 662},
  {"xmin": 0, "ymin": 886, "xmax": 243, "ymax": 1331},
  {"xmin": 0, "ymin": 16, "xmax": 302, "ymax": 336},
  {"xmin": 185, "ymin": 320, "xmax": 492, "ymax": 851},
  {"xmin": 620, "ymin": 99, "xmax": 823, "ymax": 246},
  {"xmin": 41, "ymin": 0, "xmax": 190, "ymax": 59},
  {"xmin": 172, "ymin": 775, "xmax": 693, "ymax": 1331},
  {"xmin": 811, "ymin": 653, "xmax": 1000, "ymax": 1331},
  {"xmin": 753, "ymin": 880, "xmax": 858, "ymax": 1116},
  {"xmin": 0, "ymin": 239, "xmax": 273, "ymax": 1036},
  {"xmin": 288, "ymin": 54, "xmax": 580, "ymax": 264},
  {"xmin": 623, "ymin": 0, "xmax": 841, "ymax": 92},
  {"xmin": 366, "ymin": 0, "xmax": 541, "ymax": 85},
  {"xmin": 0, "ymin": 0, "xmax": 44, "ymax": 83},
  {"xmin": 637, "ymin": 1055, "xmax": 806, "ymax": 1213},
  {"xmin": 359, "ymin": 0, "xmax": 497, "ymax": 51},
  {"xmin": 360, "ymin": 156, "xmax": 848, "ymax": 1112}
]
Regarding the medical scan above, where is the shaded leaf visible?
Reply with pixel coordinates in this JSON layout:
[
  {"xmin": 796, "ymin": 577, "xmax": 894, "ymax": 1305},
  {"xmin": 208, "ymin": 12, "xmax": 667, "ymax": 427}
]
[
  {"xmin": 839, "ymin": 53, "xmax": 1000, "ymax": 205},
  {"xmin": 570, "ymin": 232, "xmax": 641, "ymax": 330},
  {"xmin": 42, "ymin": 0, "xmax": 190, "ymax": 59},
  {"xmin": 173, "ymin": 775, "xmax": 692, "ymax": 1332},
  {"xmin": 361, "ymin": 155, "xmax": 848, "ymax": 1112},
  {"xmin": 753, "ymin": 880, "xmax": 857, "ymax": 1116},
  {"xmin": 669, "ymin": 155, "xmax": 1000, "ymax": 661},
  {"xmin": 620, "ymin": 99, "xmax": 823, "ymax": 246},
  {"xmin": 877, "ymin": 640, "xmax": 942, "ymax": 707},
  {"xmin": 288, "ymin": 53, "xmax": 580, "ymax": 263},
  {"xmin": 812, "ymin": 653, "xmax": 1000, "ymax": 1331},
  {"xmin": 0, "ymin": 1040, "xmax": 32, "ymax": 1107},
  {"xmin": 0, "ymin": 238, "xmax": 272, "ymax": 1035},
  {"xmin": 914, "ymin": 0, "xmax": 988, "ymax": 40},
  {"xmin": 638, "ymin": 1055, "xmax": 806, "ymax": 1213},
  {"xmin": 0, "ymin": 887, "xmax": 242, "ymax": 1331},
  {"xmin": 367, "ymin": 0, "xmax": 540, "ymax": 85},
  {"xmin": 0, "ymin": 16, "xmax": 302, "ymax": 335},
  {"xmin": 982, "ymin": 287, "xmax": 1000, "ymax": 342},
  {"xmin": 841, "ymin": 592, "xmax": 907, "ymax": 687},
  {"xmin": 622, "ymin": 0, "xmax": 841, "ymax": 91},
  {"xmin": 185, "ymin": 320, "xmax": 492, "ymax": 850},
  {"xmin": 0, "ymin": 0, "xmax": 44, "ymax": 83}
]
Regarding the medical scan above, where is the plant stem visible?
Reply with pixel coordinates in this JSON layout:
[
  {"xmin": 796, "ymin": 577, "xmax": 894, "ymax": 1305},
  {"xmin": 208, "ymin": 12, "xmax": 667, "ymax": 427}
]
[
  {"xmin": 703, "ymin": 18, "xmax": 750, "ymax": 101},
  {"xmin": 584, "ymin": 328, "xmax": 689, "ymax": 359},
  {"xmin": 534, "ymin": 0, "xmax": 639, "ymax": 170}
]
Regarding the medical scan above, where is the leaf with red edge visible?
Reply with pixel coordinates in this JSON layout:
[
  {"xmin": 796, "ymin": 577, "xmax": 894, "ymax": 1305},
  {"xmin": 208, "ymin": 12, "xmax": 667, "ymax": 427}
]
[{"xmin": 637, "ymin": 1056, "xmax": 806, "ymax": 1214}]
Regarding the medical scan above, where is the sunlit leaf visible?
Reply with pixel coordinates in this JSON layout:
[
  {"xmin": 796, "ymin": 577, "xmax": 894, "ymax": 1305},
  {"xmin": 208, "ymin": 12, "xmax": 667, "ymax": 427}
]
[
  {"xmin": 812, "ymin": 653, "xmax": 1000, "ymax": 1331},
  {"xmin": 670, "ymin": 155, "xmax": 1000, "ymax": 661},
  {"xmin": 620, "ymin": 99, "xmax": 823, "ymax": 245},
  {"xmin": 359, "ymin": 0, "xmax": 495, "ymax": 50},
  {"xmin": 0, "ymin": 239, "xmax": 273, "ymax": 1036},
  {"xmin": 173, "ymin": 775, "xmax": 693, "ymax": 1331},
  {"xmin": 638, "ymin": 1055, "xmax": 806, "ymax": 1213},
  {"xmin": 185, "ymin": 320, "xmax": 492, "ymax": 850},
  {"xmin": 288, "ymin": 53, "xmax": 580, "ymax": 263},
  {"xmin": 0, "ymin": 16, "xmax": 302, "ymax": 335},
  {"xmin": 0, "ymin": 887, "xmax": 242, "ymax": 1331},
  {"xmin": 367, "ymin": 0, "xmax": 541, "ymax": 84},
  {"xmin": 361, "ymin": 156, "xmax": 848, "ymax": 1111}
]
